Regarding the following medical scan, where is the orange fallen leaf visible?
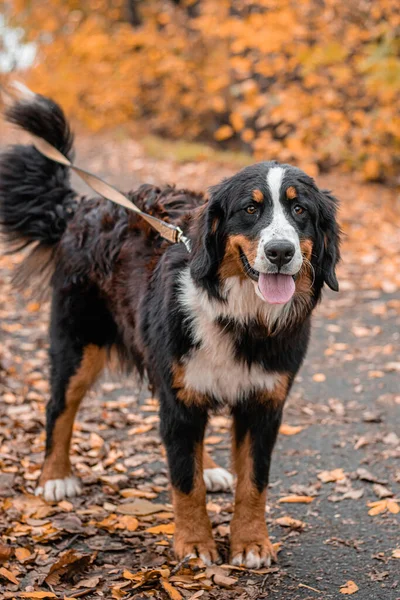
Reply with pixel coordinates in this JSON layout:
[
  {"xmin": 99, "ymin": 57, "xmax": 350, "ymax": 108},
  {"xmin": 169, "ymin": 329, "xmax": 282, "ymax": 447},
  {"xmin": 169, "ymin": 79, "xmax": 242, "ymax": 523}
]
[
  {"xmin": 276, "ymin": 516, "xmax": 305, "ymax": 530},
  {"xmin": 204, "ymin": 436, "xmax": 222, "ymax": 444},
  {"xmin": 19, "ymin": 593, "xmax": 57, "ymax": 599},
  {"xmin": 318, "ymin": 468, "xmax": 346, "ymax": 483},
  {"xmin": 312, "ymin": 373, "xmax": 326, "ymax": 382},
  {"xmin": 387, "ymin": 500, "xmax": 400, "ymax": 514},
  {"xmin": 367, "ymin": 499, "xmax": 399, "ymax": 516},
  {"xmin": 278, "ymin": 495, "xmax": 314, "ymax": 504},
  {"xmin": 0, "ymin": 566, "xmax": 19, "ymax": 584},
  {"xmin": 27, "ymin": 301, "xmax": 40, "ymax": 312},
  {"xmin": 279, "ymin": 424, "xmax": 305, "ymax": 436},
  {"xmin": 116, "ymin": 515, "xmax": 139, "ymax": 531},
  {"xmin": 146, "ymin": 523, "xmax": 175, "ymax": 535},
  {"xmin": 15, "ymin": 547, "xmax": 32, "ymax": 562},
  {"xmin": 160, "ymin": 578, "xmax": 183, "ymax": 600},
  {"xmin": 392, "ymin": 549, "xmax": 400, "ymax": 559},
  {"xmin": 120, "ymin": 488, "xmax": 157, "ymax": 499},
  {"xmin": 128, "ymin": 424, "xmax": 154, "ymax": 435},
  {"xmin": 340, "ymin": 580, "xmax": 359, "ymax": 595},
  {"xmin": 368, "ymin": 500, "xmax": 387, "ymax": 516}
]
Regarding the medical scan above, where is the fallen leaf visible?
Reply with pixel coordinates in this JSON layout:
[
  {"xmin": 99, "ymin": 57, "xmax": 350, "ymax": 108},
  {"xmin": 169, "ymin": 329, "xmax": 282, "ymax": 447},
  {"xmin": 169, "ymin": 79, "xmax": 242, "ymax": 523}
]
[
  {"xmin": 387, "ymin": 500, "xmax": 400, "ymax": 514},
  {"xmin": 279, "ymin": 424, "xmax": 305, "ymax": 435},
  {"xmin": 204, "ymin": 436, "xmax": 222, "ymax": 445},
  {"xmin": 278, "ymin": 495, "xmax": 314, "ymax": 504},
  {"xmin": 0, "ymin": 566, "xmax": 19, "ymax": 584},
  {"xmin": 120, "ymin": 488, "xmax": 157, "ymax": 499},
  {"xmin": 117, "ymin": 499, "xmax": 168, "ymax": 516},
  {"xmin": 45, "ymin": 549, "xmax": 92, "ymax": 586},
  {"xmin": 373, "ymin": 484, "xmax": 393, "ymax": 499},
  {"xmin": 318, "ymin": 468, "xmax": 346, "ymax": 483},
  {"xmin": 340, "ymin": 580, "xmax": 359, "ymax": 594},
  {"xmin": 15, "ymin": 547, "xmax": 32, "ymax": 562},
  {"xmin": 160, "ymin": 578, "xmax": 183, "ymax": 599},
  {"xmin": 0, "ymin": 543, "xmax": 13, "ymax": 563},
  {"xmin": 19, "ymin": 593, "xmax": 57, "ymax": 599},
  {"xmin": 276, "ymin": 516, "xmax": 305, "ymax": 530},
  {"xmin": 27, "ymin": 301, "xmax": 40, "ymax": 312},
  {"xmin": 356, "ymin": 468, "xmax": 383, "ymax": 484},
  {"xmin": 312, "ymin": 373, "xmax": 326, "ymax": 382},
  {"xmin": 368, "ymin": 500, "xmax": 388, "ymax": 516},
  {"xmin": 392, "ymin": 549, "xmax": 400, "ymax": 559},
  {"xmin": 145, "ymin": 523, "xmax": 175, "ymax": 535},
  {"xmin": 128, "ymin": 424, "xmax": 154, "ymax": 435},
  {"xmin": 206, "ymin": 566, "xmax": 237, "ymax": 588},
  {"xmin": 76, "ymin": 575, "xmax": 101, "ymax": 588},
  {"xmin": 116, "ymin": 515, "xmax": 139, "ymax": 531}
]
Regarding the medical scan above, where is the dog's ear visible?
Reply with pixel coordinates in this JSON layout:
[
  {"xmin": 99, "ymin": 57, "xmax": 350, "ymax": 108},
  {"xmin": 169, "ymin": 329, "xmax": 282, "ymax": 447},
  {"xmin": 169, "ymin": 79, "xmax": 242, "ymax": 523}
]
[
  {"xmin": 190, "ymin": 183, "xmax": 227, "ymax": 297},
  {"xmin": 317, "ymin": 190, "xmax": 341, "ymax": 292}
]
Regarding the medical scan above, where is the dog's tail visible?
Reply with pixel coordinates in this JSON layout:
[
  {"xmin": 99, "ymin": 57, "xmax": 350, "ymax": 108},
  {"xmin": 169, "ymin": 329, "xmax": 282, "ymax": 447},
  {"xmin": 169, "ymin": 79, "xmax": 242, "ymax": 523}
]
[{"xmin": 0, "ymin": 84, "xmax": 78, "ymax": 291}]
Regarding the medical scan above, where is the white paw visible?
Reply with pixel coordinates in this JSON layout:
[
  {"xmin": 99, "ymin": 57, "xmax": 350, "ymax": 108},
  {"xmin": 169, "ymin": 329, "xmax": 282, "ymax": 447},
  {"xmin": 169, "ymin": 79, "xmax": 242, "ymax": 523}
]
[
  {"xmin": 203, "ymin": 467, "xmax": 233, "ymax": 492},
  {"xmin": 35, "ymin": 476, "xmax": 82, "ymax": 502},
  {"xmin": 231, "ymin": 549, "xmax": 271, "ymax": 569}
]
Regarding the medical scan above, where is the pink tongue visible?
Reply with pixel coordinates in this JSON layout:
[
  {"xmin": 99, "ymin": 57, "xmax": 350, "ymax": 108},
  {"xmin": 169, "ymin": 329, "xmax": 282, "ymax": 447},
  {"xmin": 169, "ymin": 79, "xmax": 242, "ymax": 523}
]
[{"xmin": 258, "ymin": 273, "xmax": 295, "ymax": 304}]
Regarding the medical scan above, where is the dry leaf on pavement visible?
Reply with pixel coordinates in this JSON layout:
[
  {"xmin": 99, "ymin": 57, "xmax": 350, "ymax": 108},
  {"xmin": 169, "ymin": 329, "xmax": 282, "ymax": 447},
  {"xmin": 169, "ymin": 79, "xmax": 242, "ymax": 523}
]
[{"xmin": 340, "ymin": 580, "xmax": 359, "ymax": 594}]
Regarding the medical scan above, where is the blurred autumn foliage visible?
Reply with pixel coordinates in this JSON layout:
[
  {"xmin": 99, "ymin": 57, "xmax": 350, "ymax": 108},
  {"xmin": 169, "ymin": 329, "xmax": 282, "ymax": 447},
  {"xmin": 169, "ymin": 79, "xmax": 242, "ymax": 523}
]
[{"xmin": 5, "ymin": 0, "xmax": 400, "ymax": 180}]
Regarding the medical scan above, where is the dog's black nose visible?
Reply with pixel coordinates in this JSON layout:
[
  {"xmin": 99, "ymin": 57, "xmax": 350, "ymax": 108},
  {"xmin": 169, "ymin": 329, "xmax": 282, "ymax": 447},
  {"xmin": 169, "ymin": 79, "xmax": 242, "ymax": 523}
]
[{"xmin": 264, "ymin": 240, "xmax": 295, "ymax": 268}]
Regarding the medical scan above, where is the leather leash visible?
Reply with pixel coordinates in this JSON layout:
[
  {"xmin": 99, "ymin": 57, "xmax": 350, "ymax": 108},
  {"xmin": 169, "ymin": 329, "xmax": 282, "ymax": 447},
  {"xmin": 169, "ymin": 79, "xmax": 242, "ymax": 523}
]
[
  {"xmin": 1, "ymin": 81, "xmax": 191, "ymax": 253},
  {"xmin": 30, "ymin": 135, "xmax": 192, "ymax": 252}
]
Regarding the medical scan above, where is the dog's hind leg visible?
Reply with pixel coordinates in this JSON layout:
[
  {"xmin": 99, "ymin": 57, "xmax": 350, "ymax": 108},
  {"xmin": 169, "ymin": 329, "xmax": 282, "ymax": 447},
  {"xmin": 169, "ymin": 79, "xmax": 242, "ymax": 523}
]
[
  {"xmin": 203, "ymin": 449, "xmax": 234, "ymax": 492},
  {"xmin": 36, "ymin": 342, "xmax": 106, "ymax": 502},
  {"xmin": 35, "ymin": 284, "xmax": 115, "ymax": 502}
]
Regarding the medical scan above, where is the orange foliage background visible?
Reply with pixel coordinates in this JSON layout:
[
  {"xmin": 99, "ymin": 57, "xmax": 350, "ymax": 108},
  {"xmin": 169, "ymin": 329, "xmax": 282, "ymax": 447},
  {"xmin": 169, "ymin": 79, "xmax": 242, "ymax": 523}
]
[{"xmin": 6, "ymin": 0, "xmax": 400, "ymax": 180}]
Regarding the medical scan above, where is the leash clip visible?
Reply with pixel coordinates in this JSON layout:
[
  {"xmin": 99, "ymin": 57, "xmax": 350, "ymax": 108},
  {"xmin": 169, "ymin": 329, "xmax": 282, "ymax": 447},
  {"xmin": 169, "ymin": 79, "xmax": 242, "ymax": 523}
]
[{"xmin": 176, "ymin": 227, "xmax": 192, "ymax": 253}]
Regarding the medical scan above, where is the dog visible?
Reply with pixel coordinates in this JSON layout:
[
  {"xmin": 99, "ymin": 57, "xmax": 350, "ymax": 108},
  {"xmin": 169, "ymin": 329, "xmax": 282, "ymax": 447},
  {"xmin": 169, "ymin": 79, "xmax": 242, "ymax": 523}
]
[{"xmin": 0, "ymin": 89, "xmax": 340, "ymax": 568}]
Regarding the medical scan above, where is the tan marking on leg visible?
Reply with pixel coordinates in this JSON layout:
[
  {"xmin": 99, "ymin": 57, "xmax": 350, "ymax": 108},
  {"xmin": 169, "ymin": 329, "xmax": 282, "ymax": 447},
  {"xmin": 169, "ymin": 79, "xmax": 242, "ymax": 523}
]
[
  {"xmin": 173, "ymin": 444, "xmax": 218, "ymax": 563},
  {"xmin": 286, "ymin": 186, "xmax": 297, "ymax": 200},
  {"xmin": 219, "ymin": 234, "xmax": 259, "ymax": 280},
  {"xmin": 171, "ymin": 363, "xmax": 210, "ymax": 407},
  {"xmin": 39, "ymin": 345, "xmax": 106, "ymax": 486},
  {"xmin": 252, "ymin": 189, "xmax": 264, "ymax": 203},
  {"xmin": 230, "ymin": 434, "xmax": 276, "ymax": 567}
]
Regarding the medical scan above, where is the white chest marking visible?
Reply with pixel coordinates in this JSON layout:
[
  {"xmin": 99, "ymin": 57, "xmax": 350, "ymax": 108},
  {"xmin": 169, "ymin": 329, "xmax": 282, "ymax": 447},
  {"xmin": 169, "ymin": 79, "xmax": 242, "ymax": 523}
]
[{"xmin": 178, "ymin": 270, "xmax": 283, "ymax": 404}]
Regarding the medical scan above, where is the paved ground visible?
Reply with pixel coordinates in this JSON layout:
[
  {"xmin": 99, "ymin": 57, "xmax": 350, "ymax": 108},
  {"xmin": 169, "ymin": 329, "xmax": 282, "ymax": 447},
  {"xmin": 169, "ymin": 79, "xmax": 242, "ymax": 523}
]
[{"xmin": 0, "ymin": 127, "xmax": 399, "ymax": 599}]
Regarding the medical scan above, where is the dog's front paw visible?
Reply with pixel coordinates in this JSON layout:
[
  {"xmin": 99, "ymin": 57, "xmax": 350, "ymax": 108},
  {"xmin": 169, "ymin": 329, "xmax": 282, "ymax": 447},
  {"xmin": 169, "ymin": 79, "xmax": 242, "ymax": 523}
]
[
  {"xmin": 230, "ymin": 521, "xmax": 277, "ymax": 569},
  {"xmin": 175, "ymin": 534, "xmax": 219, "ymax": 566},
  {"xmin": 230, "ymin": 536, "xmax": 276, "ymax": 569},
  {"xmin": 35, "ymin": 476, "xmax": 82, "ymax": 502}
]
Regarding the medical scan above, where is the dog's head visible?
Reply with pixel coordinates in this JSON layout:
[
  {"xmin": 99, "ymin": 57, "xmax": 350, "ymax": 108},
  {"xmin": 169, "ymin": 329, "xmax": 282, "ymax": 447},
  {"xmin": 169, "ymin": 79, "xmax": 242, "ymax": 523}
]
[{"xmin": 190, "ymin": 162, "xmax": 340, "ymax": 304}]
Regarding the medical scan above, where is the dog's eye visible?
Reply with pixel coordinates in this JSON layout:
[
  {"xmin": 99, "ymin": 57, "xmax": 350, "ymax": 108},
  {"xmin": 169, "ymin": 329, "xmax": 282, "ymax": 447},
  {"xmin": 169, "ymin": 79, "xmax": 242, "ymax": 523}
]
[
  {"xmin": 245, "ymin": 204, "xmax": 257, "ymax": 215},
  {"xmin": 293, "ymin": 204, "xmax": 305, "ymax": 215}
]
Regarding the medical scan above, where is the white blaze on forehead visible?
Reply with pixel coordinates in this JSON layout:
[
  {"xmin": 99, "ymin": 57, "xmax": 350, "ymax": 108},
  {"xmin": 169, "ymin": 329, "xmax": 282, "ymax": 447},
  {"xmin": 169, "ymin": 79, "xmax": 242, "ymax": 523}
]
[
  {"xmin": 253, "ymin": 166, "xmax": 302, "ymax": 273},
  {"xmin": 266, "ymin": 166, "xmax": 296, "ymax": 240}
]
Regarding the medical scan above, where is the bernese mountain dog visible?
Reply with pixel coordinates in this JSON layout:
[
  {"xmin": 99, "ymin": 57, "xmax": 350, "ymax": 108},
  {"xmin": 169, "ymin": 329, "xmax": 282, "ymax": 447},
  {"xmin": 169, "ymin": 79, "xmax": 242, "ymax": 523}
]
[{"xmin": 0, "ymin": 89, "xmax": 340, "ymax": 568}]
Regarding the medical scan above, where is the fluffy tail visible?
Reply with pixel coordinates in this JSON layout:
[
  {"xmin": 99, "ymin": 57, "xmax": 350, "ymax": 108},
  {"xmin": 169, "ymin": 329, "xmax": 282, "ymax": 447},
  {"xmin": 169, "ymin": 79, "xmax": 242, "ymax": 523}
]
[{"xmin": 0, "ymin": 85, "xmax": 78, "ymax": 290}]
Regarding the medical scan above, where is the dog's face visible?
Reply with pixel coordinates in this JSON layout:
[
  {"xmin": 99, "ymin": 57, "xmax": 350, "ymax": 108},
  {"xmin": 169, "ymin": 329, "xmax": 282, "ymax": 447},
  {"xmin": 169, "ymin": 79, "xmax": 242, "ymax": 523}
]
[{"xmin": 190, "ymin": 162, "xmax": 340, "ymax": 304}]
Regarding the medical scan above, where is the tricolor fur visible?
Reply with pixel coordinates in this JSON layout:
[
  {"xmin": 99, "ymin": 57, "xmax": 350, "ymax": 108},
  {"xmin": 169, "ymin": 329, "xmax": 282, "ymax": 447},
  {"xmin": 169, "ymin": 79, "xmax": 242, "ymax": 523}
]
[{"xmin": 0, "ymin": 90, "xmax": 340, "ymax": 568}]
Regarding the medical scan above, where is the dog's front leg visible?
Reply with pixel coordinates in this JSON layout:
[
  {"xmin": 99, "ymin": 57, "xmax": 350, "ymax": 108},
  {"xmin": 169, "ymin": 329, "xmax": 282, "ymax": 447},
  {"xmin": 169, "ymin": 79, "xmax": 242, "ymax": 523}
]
[
  {"xmin": 230, "ymin": 395, "xmax": 284, "ymax": 568},
  {"xmin": 160, "ymin": 391, "xmax": 218, "ymax": 565}
]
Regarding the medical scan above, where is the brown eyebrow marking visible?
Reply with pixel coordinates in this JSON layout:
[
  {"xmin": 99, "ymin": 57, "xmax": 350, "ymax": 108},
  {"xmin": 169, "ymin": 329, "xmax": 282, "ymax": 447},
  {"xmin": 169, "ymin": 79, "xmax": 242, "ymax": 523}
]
[
  {"xmin": 252, "ymin": 189, "xmax": 264, "ymax": 203},
  {"xmin": 286, "ymin": 186, "xmax": 297, "ymax": 200}
]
